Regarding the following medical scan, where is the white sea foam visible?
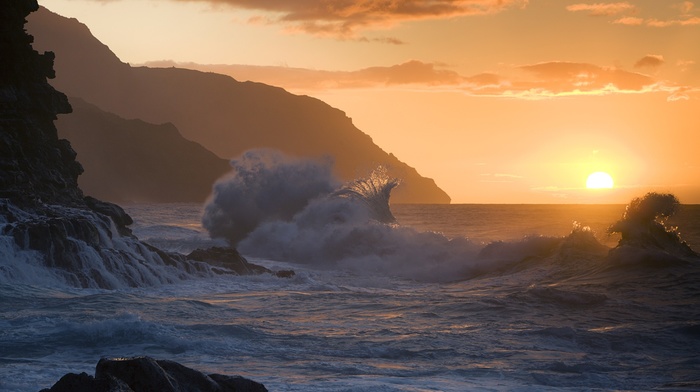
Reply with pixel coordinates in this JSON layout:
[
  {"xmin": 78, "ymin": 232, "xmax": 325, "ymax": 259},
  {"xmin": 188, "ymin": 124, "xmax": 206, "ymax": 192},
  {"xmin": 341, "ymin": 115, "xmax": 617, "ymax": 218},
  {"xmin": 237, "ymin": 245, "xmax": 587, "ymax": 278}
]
[{"xmin": 3, "ymin": 203, "xmax": 700, "ymax": 392}]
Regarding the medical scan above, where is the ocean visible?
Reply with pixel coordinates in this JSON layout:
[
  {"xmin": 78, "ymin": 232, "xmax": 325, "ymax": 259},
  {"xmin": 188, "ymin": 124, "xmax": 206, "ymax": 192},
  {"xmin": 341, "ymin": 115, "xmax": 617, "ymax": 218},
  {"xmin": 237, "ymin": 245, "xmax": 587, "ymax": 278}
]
[{"xmin": 2, "ymin": 201, "xmax": 699, "ymax": 391}]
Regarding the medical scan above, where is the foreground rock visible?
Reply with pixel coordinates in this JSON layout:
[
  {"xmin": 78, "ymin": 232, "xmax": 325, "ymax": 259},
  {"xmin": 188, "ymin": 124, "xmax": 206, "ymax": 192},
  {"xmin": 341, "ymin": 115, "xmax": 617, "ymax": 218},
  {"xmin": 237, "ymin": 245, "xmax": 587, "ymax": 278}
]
[{"xmin": 40, "ymin": 356, "xmax": 267, "ymax": 392}]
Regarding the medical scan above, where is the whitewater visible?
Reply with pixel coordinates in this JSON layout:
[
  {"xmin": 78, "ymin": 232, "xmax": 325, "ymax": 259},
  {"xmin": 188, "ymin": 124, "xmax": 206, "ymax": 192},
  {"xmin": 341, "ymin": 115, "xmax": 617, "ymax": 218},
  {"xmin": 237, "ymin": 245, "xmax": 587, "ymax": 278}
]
[
  {"xmin": 1, "ymin": 198, "xmax": 699, "ymax": 391},
  {"xmin": 0, "ymin": 153, "xmax": 698, "ymax": 391}
]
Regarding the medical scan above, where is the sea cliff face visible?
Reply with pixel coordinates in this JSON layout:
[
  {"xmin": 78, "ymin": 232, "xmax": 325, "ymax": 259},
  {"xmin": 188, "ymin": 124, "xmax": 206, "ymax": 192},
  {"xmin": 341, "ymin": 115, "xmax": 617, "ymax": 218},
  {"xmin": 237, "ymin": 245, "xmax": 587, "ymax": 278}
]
[
  {"xmin": 0, "ymin": 0, "xmax": 272, "ymax": 290},
  {"xmin": 0, "ymin": 1, "xmax": 82, "ymax": 207}
]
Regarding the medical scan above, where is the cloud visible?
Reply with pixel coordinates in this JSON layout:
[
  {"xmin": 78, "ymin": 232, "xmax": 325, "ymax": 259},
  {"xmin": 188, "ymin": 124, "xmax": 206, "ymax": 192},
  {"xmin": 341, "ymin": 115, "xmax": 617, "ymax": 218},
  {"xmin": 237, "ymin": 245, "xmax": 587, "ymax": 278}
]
[
  {"xmin": 145, "ymin": 60, "xmax": 464, "ymax": 89},
  {"xmin": 634, "ymin": 54, "xmax": 665, "ymax": 69},
  {"xmin": 677, "ymin": 59, "xmax": 696, "ymax": 72},
  {"xmin": 566, "ymin": 2, "xmax": 636, "ymax": 16},
  {"xmin": 145, "ymin": 59, "xmax": 690, "ymax": 100},
  {"xmin": 645, "ymin": 16, "xmax": 700, "ymax": 27},
  {"xmin": 516, "ymin": 61, "xmax": 656, "ymax": 92},
  {"xmin": 674, "ymin": 1, "xmax": 695, "ymax": 15},
  {"xmin": 171, "ymin": 0, "xmax": 529, "ymax": 38},
  {"xmin": 593, "ymin": 1, "xmax": 700, "ymax": 27},
  {"xmin": 613, "ymin": 16, "xmax": 644, "ymax": 25}
]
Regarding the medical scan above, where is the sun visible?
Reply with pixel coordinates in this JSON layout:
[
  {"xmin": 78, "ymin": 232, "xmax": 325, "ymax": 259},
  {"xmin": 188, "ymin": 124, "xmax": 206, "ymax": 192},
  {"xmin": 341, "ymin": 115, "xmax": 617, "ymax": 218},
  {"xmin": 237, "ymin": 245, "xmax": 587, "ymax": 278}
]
[{"xmin": 586, "ymin": 172, "xmax": 614, "ymax": 189}]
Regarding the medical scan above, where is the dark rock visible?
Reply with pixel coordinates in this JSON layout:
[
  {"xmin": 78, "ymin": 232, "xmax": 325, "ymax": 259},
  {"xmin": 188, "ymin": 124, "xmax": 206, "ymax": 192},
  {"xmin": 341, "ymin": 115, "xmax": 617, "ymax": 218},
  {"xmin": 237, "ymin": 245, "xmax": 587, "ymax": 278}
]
[
  {"xmin": 40, "ymin": 356, "xmax": 267, "ymax": 392},
  {"xmin": 0, "ymin": 0, "xmax": 83, "ymax": 207},
  {"xmin": 84, "ymin": 195, "xmax": 134, "ymax": 236},
  {"xmin": 209, "ymin": 374, "xmax": 269, "ymax": 392},
  {"xmin": 188, "ymin": 247, "xmax": 271, "ymax": 275},
  {"xmin": 39, "ymin": 372, "xmax": 132, "ymax": 392},
  {"xmin": 274, "ymin": 269, "xmax": 296, "ymax": 278},
  {"xmin": 0, "ymin": 2, "xmax": 220, "ymax": 289}
]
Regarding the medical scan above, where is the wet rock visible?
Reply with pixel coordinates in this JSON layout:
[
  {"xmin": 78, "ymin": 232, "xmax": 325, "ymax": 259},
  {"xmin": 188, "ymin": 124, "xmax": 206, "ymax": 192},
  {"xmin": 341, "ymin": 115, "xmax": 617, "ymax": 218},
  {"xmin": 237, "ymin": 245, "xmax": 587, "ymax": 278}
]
[
  {"xmin": 187, "ymin": 246, "xmax": 294, "ymax": 278},
  {"xmin": 40, "ymin": 356, "xmax": 267, "ymax": 392},
  {"xmin": 0, "ymin": 1, "xmax": 231, "ymax": 289},
  {"xmin": 84, "ymin": 196, "xmax": 134, "ymax": 236}
]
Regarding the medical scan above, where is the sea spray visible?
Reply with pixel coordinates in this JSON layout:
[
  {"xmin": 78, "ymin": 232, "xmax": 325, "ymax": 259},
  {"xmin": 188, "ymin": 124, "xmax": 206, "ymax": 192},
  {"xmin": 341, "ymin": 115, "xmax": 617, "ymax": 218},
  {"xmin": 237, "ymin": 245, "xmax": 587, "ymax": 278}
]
[
  {"xmin": 0, "ymin": 202, "xmax": 219, "ymax": 289},
  {"xmin": 205, "ymin": 156, "xmax": 698, "ymax": 282},
  {"xmin": 607, "ymin": 192, "xmax": 698, "ymax": 266},
  {"xmin": 238, "ymin": 167, "xmax": 570, "ymax": 282},
  {"xmin": 333, "ymin": 166, "xmax": 399, "ymax": 224},
  {"xmin": 202, "ymin": 149, "xmax": 338, "ymax": 245}
]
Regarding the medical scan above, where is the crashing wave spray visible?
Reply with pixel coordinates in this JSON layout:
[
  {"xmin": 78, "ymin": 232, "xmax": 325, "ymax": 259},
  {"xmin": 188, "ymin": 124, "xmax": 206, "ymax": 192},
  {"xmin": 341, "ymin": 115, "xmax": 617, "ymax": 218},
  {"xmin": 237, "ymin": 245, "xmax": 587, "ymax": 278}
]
[
  {"xmin": 608, "ymin": 192, "xmax": 698, "ymax": 264},
  {"xmin": 202, "ymin": 149, "xmax": 339, "ymax": 245},
  {"xmin": 333, "ymin": 166, "xmax": 399, "ymax": 224}
]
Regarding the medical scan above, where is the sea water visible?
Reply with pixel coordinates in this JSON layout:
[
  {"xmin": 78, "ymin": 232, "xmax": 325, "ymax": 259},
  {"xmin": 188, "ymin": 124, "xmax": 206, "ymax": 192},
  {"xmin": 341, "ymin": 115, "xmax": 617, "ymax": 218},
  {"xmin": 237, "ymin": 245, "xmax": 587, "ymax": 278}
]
[{"xmin": 1, "ymin": 203, "xmax": 700, "ymax": 391}]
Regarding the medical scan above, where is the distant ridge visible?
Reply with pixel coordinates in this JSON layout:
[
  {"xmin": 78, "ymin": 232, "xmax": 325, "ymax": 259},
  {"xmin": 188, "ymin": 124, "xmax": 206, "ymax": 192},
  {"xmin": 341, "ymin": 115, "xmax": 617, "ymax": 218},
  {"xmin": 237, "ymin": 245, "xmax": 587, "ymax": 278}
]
[
  {"xmin": 27, "ymin": 6, "xmax": 450, "ymax": 204},
  {"xmin": 57, "ymin": 98, "xmax": 231, "ymax": 203}
]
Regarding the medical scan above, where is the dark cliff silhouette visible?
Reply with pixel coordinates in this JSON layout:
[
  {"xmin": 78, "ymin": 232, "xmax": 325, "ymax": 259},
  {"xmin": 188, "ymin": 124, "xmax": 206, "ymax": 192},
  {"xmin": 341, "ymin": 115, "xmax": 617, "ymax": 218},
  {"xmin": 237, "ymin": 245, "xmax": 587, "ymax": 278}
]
[
  {"xmin": 26, "ymin": 6, "xmax": 450, "ymax": 204},
  {"xmin": 0, "ymin": 1, "xmax": 282, "ymax": 289},
  {"xmin": 57, "ymin": 98, "xmax": 230, "ymax": 203},
  {"xmin": 0, "ymin": 2, "xmax": 82, "ymax": 206}
]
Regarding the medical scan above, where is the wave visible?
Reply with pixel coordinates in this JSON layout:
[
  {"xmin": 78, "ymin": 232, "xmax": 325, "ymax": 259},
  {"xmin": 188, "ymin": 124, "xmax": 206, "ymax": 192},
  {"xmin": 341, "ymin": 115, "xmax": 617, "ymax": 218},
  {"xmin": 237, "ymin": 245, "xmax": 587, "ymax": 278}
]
[
  {"xmin": 0, "ymin": 201, "xmax": 222, "ymax": 289},
  {"xmin": 332, "ymin": 166, "xmax": 399, "ymax": 224},
  {"xmin": 208, "ymin": 153, "xmax": 699, "ymax": 282},
  {"xmin": 202, "ymin": 149, "xmax": 338, "ymax": 245},
  {"xmin": 607, "ymin": 192, "xmax": 699, "ymax": 267}
]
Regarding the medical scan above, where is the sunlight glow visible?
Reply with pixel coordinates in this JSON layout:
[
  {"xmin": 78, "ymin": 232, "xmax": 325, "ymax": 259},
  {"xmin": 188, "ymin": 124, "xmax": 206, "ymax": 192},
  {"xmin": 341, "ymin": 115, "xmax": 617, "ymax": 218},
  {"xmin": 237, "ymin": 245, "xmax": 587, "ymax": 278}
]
[{"xmin": 586, "ymin": 172, "xmax": 614, "ymax": 189}]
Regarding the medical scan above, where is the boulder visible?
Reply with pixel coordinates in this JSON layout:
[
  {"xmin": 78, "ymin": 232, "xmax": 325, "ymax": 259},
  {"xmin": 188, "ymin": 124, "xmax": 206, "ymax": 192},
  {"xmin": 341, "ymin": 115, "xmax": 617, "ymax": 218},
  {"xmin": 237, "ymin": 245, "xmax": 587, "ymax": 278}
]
[{"xmin": 40, "ymin": 356, "xmax": 267, "ymax": 392}]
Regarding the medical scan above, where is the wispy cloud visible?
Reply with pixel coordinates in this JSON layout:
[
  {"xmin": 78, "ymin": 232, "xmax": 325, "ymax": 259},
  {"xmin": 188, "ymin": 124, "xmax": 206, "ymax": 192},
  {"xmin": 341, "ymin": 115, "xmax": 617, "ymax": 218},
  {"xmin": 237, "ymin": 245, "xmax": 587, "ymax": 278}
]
[
  {"xmin": 170, "ymin": 0, "xmax": 529, "ymax": 39},
  {"xmin": 570, "ymin": 1, "xmax": 700, "ymax": 27},
  {"xmin": 634, "ymin": 54, "xmax": 665, "ymax": 69},
  {"xmin": 566, "ymin": 2, "xmax": 636, "ymax": 16},
  {"xmin": 644, "ymin": 16, "xmax": 700, "ymax": 27},
  {"xmin": 145, "ymin": 59, "xmax": 693, "ymax": 100}
]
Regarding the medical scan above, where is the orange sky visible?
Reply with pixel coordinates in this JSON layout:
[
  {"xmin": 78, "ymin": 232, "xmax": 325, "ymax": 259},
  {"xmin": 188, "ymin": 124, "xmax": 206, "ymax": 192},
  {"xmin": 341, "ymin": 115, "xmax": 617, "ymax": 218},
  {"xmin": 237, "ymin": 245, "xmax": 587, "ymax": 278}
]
[{"xmin": 43, "ymin": 0, "xmax": 700, "ymax": 203}]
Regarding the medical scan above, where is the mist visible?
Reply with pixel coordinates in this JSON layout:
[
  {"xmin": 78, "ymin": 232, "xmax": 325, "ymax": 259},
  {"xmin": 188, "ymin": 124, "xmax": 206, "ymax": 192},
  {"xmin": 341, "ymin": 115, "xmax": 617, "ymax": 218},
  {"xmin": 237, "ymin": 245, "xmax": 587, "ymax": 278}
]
[{"xmin": 202, "ymin": 149, "xmax": 339, "ymax": 245}]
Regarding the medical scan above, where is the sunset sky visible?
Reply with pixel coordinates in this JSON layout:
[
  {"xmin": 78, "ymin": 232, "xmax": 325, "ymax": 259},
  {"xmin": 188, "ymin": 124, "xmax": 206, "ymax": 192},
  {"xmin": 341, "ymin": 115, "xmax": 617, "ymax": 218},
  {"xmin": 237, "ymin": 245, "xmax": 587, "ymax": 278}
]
[{"xmin": 43, "ymin": 0, "xmax": 700, "ymax": 203}]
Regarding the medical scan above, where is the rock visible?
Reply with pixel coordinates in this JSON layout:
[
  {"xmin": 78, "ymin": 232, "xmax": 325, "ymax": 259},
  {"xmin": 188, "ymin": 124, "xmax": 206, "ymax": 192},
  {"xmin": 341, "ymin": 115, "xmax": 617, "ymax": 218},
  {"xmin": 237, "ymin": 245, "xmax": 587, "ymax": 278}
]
[
  {"xmin": 39, "ymin": 372, "xmax": 132, "ymax": 392},
  {"xmin": 84, "ymin": 195, "xmax": 134, "ymax": 236},
  {"xmin": 0, "ymin": 2, "xmax": 248, "ymax": 289},
  {"xmin": 0, "ymin": 0, "xmax": 83, "ymax": 207},
  {"xmin": 187, "ymin": 246, "xmax": 294, "ymax": 278},
  {"xmin": 40, "ymin": 356, "xmax": 267, "ymax": 392}
]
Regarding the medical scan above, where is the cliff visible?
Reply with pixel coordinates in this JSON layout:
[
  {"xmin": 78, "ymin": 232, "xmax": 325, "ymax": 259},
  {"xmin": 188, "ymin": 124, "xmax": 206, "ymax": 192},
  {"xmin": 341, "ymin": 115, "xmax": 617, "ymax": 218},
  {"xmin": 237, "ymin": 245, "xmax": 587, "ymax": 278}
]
[
  {"xmin": 56, "ymin": 98, "xmax": 230, "ymax": 203},
  {"xmin": 26, "ymin": 6, "xmax": 450, "ymax": 204},
  {"xmin": 0, "ymin": 1, "xmax": 82, "ymax": 207},
  {"xmin": 0, "ymin": 1, "xmax": 277, "ymax": 289}
]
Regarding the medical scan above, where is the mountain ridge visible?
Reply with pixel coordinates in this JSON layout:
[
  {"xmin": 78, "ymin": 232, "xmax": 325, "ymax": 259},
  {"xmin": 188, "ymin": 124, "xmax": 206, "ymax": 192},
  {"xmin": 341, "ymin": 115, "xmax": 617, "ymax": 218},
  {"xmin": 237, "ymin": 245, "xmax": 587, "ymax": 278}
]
[
  {"xmin": 57, "ymin": 97, "xmax": 231, "ymax": 203},
  {"xmin": 27, "ymin": 6, "xmax": 450, "ymax": 204}
]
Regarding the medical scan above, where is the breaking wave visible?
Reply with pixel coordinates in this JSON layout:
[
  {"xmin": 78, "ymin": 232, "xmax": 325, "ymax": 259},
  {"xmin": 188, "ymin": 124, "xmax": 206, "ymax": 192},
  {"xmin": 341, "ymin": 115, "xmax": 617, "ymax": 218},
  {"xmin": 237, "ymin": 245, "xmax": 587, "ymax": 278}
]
[
  {"xmin": 201, "ymin": 152, "xmax": 699, "ymax": 282},
  {"xmin": 202, "ymin": 149, "xmax": 338, "ymax": 245}
]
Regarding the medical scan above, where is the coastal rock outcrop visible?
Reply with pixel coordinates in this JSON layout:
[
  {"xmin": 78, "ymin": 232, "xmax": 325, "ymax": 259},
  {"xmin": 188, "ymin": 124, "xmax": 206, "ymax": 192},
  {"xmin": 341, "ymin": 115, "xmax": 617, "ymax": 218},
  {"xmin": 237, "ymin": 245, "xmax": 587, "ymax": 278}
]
[
  {"xmin": 0, "ymin": 0, "xmax": 280, "ymax": 289},
  {"xmin": 40, "ymin": 356, "xmax": 268, "ymax": 392},
  {"xmin": 188, "ymin": 246, "xmax": 295, "ymax": 278},
  {"xmin": 0, "ymin": 1, "xmax": 82, "ymax": 207}
]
